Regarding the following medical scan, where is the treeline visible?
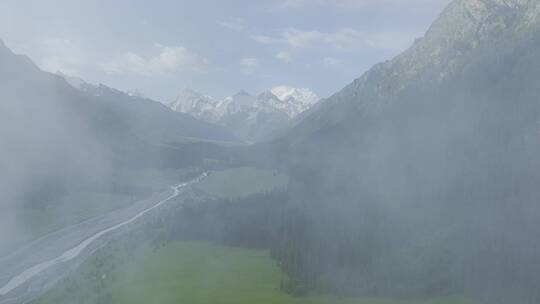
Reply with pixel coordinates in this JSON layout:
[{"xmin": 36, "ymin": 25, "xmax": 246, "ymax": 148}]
[
  {"xmin": 161, "ymin": 186, "xmax": 464, "ymax": 298},
  {"xmin": 164, "ymin": 191, "xmax": 288, "ymax": 249},
  {"xmin": 160, "ymin": 159, "xmax": 540, "ymax": 303}
]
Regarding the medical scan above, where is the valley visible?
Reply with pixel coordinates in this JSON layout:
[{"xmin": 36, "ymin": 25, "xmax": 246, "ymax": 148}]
[
  {"xmin": 0, "ymin": 173, "xmax": 207, "ymax": 303},
  {"xmin": 2, "ymin": 0, "xmax": 540, "ymax": 303},
  {"xmin": 24, "ymin": 166, "xmax": 473, "ymax": 304},
  {"xmin": 1, "ymin": 168, "xmax": 197, "ymax": 257}
]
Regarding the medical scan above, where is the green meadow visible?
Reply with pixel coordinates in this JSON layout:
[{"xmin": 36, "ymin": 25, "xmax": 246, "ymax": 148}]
[
  {"xmin": 194, "ymin": 166, "xmax": 288, "ymax": 199},
  {"xmin": 35, "ymin": 241, "xmax": 477, "ymax": 304}
]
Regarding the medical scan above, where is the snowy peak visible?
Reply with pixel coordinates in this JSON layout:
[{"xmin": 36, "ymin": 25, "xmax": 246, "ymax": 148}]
[
  {"xmin": 270, "ymin": 86, "xmax": 320, "ymax": 118},
  {"xmin": 167, "ymin": 86, "xmax": 320, "ymax": 142},
  {"xmin": 257, "ymin": 90, "xmax": 280, "ymax": 101},
  {"xmin": 223, "ymin": 86, "xmax": 319, "ymax": 119},
  {"xmin": 168, "ymin": 88, "xmax": 209, "ymax": 111},
  {"xmin": 167, "ymin": 88, "xmax": 222, "ymax": 123},
  {"xmin": 271, "ymin": 86, "xmax": 319, "ymax": 107},
  {"xmin": 169, "ymin": 86, "xmax": 320, "ymax": 121}
]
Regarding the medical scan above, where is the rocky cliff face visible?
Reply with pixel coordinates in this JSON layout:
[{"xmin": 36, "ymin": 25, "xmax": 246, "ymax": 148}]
[{"xmin": 290, "ymin": 0, "xmax": 540, "ymax": 141}]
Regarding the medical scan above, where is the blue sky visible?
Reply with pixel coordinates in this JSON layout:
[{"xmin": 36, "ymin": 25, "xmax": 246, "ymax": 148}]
[{"xmin": 0, "ymin": 0, "xmax": 451, "ymax": 101}]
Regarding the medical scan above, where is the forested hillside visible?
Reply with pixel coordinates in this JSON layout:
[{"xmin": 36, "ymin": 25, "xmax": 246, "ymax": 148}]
[{"xmin": 244, "ymin": 1, "xmax": 540, "ymax": 303}]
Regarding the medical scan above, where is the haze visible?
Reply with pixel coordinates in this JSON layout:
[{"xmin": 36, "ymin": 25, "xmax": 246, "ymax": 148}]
[{"xmin": 1, "ymin": 1, "xmax": 539, "ymax": 304}]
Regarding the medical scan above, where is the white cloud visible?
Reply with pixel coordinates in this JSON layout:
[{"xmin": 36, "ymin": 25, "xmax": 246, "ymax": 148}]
[
  {"xmin": 254, "ymin": 27, "xmax": 419, "ymax": 53},
  {"xmin": 217, "ymin": 18, "xmax": 246, "ymax": 31},
  {"xmin": 255, "ymin": 27, "xmax": 420, "ymax": 69},
  {"xmin": 275, "ymin": 51, "xmax": 293, "ymax": 62},
  {"xmin": 41, "ymin": 56, "xmax": 82, "ymax": 76},
  {"xmin": 37, "ymin": 38, "xmax": 85, "ymax": 76},
  {"xmin": 323, "ymin": 57, "xmax": 341, "ymax": 66},
  {"xmin": 101, "ymin": 45, "xmax": 209, "ymax": 76},
  {"xmin": 240, "ymin": 57, "xmax": 259, "ymax": 74}
]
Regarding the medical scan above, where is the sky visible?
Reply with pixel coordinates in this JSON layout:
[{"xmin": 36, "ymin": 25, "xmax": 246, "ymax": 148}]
[{"xmin": 0, "ymin": 0, "xmax": 452, "ymax": 102}]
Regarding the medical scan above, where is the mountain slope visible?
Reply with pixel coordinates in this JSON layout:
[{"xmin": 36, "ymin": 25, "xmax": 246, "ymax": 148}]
[
  {"xmin": 167, "ymin": 88, "xmax": 223, "ymax": 123},
  {"xmin": 81, "ymin": 84, "xmax": 237, "ymax": 145},
  {"xmin": 266, "ymin": 1, "xmax": 540, "ymax": 303},
  {"xmin": 57, "ymin": 76, "xmax": 237, "ymax": 145},
  {"xmin": 218, "ymin": 91, "xmax": 291, "ymax": 142},
  {"xmin": 289, "ymin": 0, "xmax": 540, "ymax": 141},
  {"xmin": 270, "ymin": 86, "xmax": 320, "ymax": 118},
  {"xmin": 0, "ymin": 40, "xmax": 238, "ymax": 252}
]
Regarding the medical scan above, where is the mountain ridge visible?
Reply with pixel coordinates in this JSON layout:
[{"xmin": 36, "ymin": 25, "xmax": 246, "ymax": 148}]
[
  {"xmin": 168, "ymin": 86, "xmax": 320, "ymax": 142},
  {"xmin": 287, "ymin": 0, "xmax": 540, "ymax": 143}
]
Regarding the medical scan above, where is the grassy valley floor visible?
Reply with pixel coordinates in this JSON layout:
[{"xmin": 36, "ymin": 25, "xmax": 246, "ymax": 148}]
[
  {"xmin": 31, "ymin": 167, "xmax": 477, "ymax": 304},
  {"xmin": 34, "ymin": 241, "xmax": 478, "ymax": 304},
  {"xmin": 193, "ymin": 166, "xmax": 288, "ymax": 199}
]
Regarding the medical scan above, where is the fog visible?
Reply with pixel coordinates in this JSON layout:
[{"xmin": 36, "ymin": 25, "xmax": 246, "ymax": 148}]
[
  {"xmin": 0, "ymin": 43, "xmax": 111, "ymax": 255},
  {"xmin": 2, "ymin": 1, "xmax": 540, "ymax": 304}
]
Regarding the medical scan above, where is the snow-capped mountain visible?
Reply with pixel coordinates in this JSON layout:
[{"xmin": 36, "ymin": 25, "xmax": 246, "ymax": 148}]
[
  {"xmin": 58, "ymin": 72, "xmax": 149, "ymax": 100},
  {"xmin": 270, "ymin": 86, "xmax": 320, "ymax": 117},
  {"xmin": 167, "ymin": 86, "xmax": 320, "ymax": 142},
  {"xmin": 167, "ymin": 88, "xmax": 224, "ymax": 123}
]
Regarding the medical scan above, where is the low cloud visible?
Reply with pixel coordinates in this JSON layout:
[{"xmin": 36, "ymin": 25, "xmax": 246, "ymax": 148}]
[{"xmin": 101, "ymin": 44, "xmax": 209, "ymax": 76}]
